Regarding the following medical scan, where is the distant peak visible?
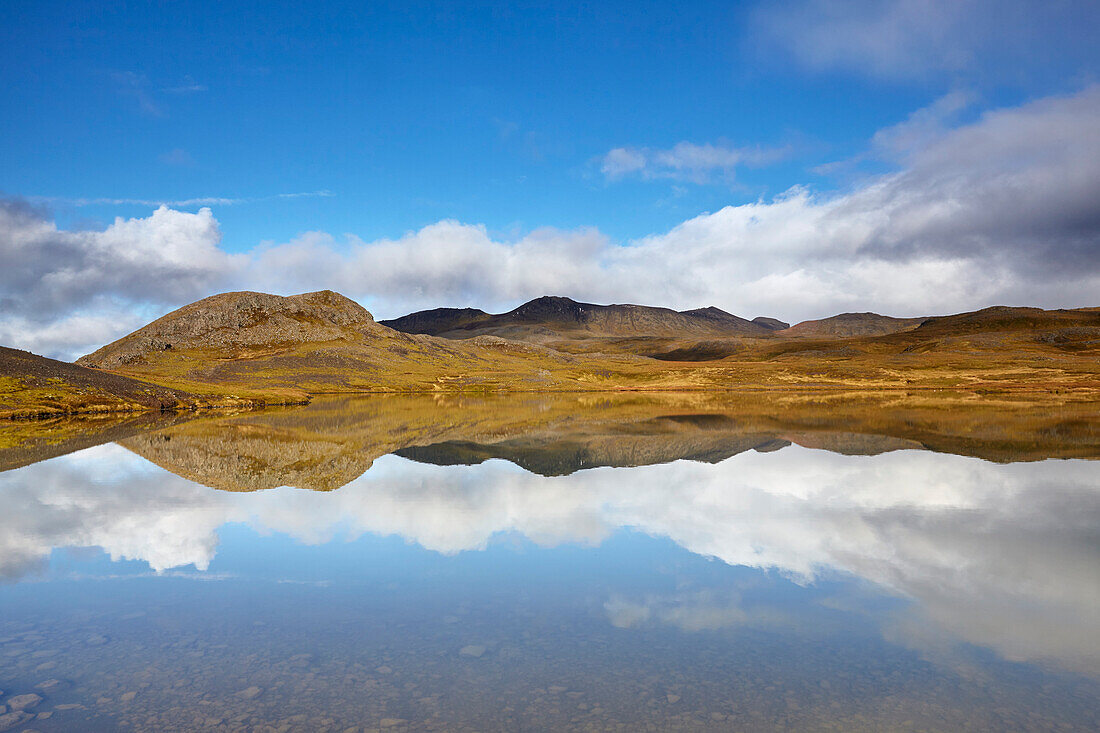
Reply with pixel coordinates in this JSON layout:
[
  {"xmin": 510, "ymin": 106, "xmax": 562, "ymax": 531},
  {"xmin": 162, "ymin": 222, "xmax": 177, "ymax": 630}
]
[
  {"xmin": 684, "ymin": 306, "xmax": 735, "ymax": 318},
  {"xmin": 751, "ymin": 316, "xmax": 790, "ymax": 330},
  {"xmin": 509, "ymin": 295, "xmax": 590, "ymax": 322},
  {"xmin": 522, "ymin": 295, "xmax": 581, "ymax": 306},
  {"xmin": 681, "ymin": 306, "xmax": 765, "ymax": 330}
]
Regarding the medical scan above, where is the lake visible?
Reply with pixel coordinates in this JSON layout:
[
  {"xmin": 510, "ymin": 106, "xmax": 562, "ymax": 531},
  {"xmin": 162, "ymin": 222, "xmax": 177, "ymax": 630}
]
[{"xmin": 1, "ymin": 394, "xmax": 1098, "ymax": 731}]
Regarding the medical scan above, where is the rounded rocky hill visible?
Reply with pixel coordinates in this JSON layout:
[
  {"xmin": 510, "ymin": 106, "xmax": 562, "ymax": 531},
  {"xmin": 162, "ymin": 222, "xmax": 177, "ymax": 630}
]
[{"xmin": 78, "ymin": 290, "xmax": 381, "ymax": 368}]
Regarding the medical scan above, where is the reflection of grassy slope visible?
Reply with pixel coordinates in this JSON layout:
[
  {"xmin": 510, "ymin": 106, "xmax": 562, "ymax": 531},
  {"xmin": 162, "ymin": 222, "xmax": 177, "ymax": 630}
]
[
  {"xmin": 0, "ymin": 410, "xmax": 203, "ymax": 471},
  {"xmin": 112, "ymin": 391, "xmax": 1100, "ymax": 493}
]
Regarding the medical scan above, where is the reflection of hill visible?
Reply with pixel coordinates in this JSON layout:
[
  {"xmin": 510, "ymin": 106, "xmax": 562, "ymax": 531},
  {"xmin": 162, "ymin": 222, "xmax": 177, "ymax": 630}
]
[
  {"xmin": 0, "ymin": 410, "xmax": 195, "ymax": 472},
  {"xmin": 113, "ymin": 392, "xmax": 1100, "ymax": 491}
]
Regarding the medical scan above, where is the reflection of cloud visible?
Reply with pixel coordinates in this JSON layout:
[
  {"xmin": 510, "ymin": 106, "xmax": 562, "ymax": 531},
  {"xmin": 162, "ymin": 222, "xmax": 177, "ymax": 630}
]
[
  {"xmin": 606, "ymin": 591, "xmax": 753, "ymax": 632},
  {"xmin": 1, "ymin": 445, "xmax": 1097, "ymax": 674},
  {"xmin": 0, "ymin": 445, "xmax": 234, "ymax": 576}
]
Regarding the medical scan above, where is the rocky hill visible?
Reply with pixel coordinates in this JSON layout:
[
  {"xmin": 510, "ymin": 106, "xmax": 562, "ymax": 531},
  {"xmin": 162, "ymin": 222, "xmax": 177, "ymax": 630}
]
[{"xmin": 78, "ymin": 290, "xmax": 383, "ymax": 368}]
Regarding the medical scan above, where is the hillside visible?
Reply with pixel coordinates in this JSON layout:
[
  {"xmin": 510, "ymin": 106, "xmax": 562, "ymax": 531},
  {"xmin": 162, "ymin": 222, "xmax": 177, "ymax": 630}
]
[{"xmin": 0, "ymin": 345, "xmax": 220, "ymax": 418}]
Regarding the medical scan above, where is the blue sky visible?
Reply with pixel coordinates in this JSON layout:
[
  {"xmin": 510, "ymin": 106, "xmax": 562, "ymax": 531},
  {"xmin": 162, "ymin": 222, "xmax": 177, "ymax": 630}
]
[{"xmin": 3, "ymin": 1, "xmax": 1100, "ymax": 357}]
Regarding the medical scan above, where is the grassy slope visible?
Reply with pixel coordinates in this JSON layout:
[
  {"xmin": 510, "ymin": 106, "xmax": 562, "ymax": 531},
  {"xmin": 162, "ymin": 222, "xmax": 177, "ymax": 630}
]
[{"xmin": 0, "ymin": 345, "xmax": 308, "ymax": 419}]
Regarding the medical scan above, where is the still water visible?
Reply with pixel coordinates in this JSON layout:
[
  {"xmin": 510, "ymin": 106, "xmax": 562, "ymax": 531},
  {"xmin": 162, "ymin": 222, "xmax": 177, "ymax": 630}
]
[{"xmin": 1, "ymin": 395, "xmax": 1098, "ymax": 731}]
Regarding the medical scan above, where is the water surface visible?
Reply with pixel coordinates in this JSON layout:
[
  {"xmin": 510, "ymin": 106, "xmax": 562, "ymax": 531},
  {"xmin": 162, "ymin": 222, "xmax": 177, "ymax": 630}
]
[{"xmin": 1, "ymin": 394, "xmax": 1098, "ymax": 731}]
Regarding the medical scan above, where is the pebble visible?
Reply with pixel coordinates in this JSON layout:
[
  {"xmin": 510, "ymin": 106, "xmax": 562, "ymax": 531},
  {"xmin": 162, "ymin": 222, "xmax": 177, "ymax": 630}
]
[
  {"xmin": 458, "ymin": 645, "xmax": 486, "ymax": 658},
  {"xmin": 0, "ymin": 711, "xmax": 33, "ymax": 732},
  {"xmin": 379, "ymin": 718, "xmax": 406, "ymax": 728},
  {"xmin": 35, "ymin": 680, "xmax": 64, "ymax": 692},
  {"xmin": 6, "ymin": 694, "xmax": 43, "ymax": 711},
  {"xmin": 236, "ymin": 686, "xmax": 263, "ymax": 700},
  {"xmin": 666, "ymin": 694, "xmax": 681, "ymax": 704},
  {"xmin": 120, "ymin": 691, "xmax": 137, "ymax": 702},
  {"xmin": 85, "ymin": 634, "xmax": 109, "ymax": 646}
]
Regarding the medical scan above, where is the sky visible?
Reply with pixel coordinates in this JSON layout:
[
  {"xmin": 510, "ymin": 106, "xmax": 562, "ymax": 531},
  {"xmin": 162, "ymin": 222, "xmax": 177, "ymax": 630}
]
[{"xmin": 2, "ymin": 0, "xmax": 1100, "ymax": 358}]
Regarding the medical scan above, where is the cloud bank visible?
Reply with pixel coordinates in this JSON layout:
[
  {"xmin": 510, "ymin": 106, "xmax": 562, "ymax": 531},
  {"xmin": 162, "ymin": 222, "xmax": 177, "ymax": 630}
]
[{"xmin": 3, "ymin": 87, "xmax": 1100, "ymax": 359}]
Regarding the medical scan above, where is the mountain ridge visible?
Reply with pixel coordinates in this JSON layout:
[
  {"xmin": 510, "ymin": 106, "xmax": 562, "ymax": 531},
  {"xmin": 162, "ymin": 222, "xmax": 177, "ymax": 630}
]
[{"xmin": 380, "ymin": 295, "xmax": 781, "ymax": 341}]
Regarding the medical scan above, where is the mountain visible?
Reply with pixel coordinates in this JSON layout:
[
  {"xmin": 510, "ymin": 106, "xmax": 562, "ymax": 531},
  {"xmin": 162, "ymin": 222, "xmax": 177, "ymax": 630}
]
[
  {"xmin": 751, "ymin": 316, "xmax": 790, "ymax": 330},
  {"xmin": 379, "ymin": 306, "xmax": 492, "ymax": 336},
  {"xmin": 781, "ymin": 312, "xmax": 925, "ymax": 337},
  {"xmin": 74, "ymin": 290, "xmax": 614, "ymax": 395},
  {"xmin": 0, "ymin": 345, "xmax": 209, "ymax": 418},
  {"xmin": 78, "ymin": 290, "xmax": 381, "ymax": 368},
  {"xmin": 5, "ymin": 293, "xmax": 1099, "ymax": 422},
  {"xmin": 381, "ymin": 296, "xmax": 778, "ymax": 345}
]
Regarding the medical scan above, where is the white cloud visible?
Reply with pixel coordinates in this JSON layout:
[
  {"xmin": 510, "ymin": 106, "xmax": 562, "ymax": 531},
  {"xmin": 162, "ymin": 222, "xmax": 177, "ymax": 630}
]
[
  {"xmin": 600, "ymin": 142, "xmax": 788, "ymax": 183},
  {"xmin": 869, "ymin": 90, "xmax": 976, "ymax": 160},
  {"xmin": 0, "ymin": 202, "xmax": 244, "ymax": 357},
  {"xmin": 248, "ymin": 221, "xmax": 610, "ymax": 317}
]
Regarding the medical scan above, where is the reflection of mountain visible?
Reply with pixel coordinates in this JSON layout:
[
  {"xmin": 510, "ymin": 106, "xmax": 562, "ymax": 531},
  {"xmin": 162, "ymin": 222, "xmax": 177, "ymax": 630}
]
[
  {"xmin": 394, "ymin": 415, "xmax": 797, "ymax": 476},
  {"xmin": 112, "ymin": 392, "xmax": 1100, "ymax": 490}
]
